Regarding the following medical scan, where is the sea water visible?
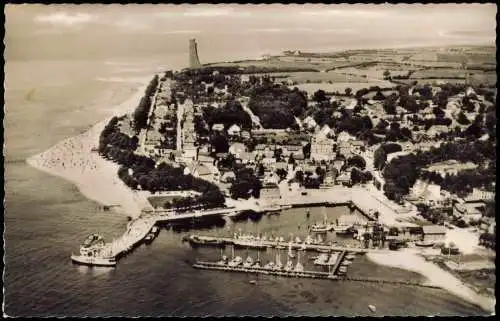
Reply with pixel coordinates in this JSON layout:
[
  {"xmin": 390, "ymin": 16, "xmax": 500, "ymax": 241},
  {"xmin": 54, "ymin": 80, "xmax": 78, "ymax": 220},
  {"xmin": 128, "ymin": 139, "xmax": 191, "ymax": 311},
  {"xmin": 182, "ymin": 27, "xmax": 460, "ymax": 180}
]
[{"xmin": 4, "ymin": 57, "xmax": 488, "ymax": 317}]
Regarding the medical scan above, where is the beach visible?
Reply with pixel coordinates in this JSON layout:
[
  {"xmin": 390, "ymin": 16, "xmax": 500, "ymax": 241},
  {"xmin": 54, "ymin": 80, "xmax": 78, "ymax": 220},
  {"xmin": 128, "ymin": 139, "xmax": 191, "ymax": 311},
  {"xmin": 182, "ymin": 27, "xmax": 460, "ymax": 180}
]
[
  {"xmin": 26, "ymin": 80, "xmax": 152, "ymax": 220},
  {"xmin": 366, "ymin": 250, "xmax": 496, "ymax": 314}
]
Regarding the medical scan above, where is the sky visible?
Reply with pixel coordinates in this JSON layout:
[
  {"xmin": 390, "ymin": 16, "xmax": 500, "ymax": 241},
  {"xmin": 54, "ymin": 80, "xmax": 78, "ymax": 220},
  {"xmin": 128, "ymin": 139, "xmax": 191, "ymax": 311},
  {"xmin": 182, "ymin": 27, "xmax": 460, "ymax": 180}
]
[{"xmin": 5, "ymin": 4, "xmax": 497, "ymax": 61}]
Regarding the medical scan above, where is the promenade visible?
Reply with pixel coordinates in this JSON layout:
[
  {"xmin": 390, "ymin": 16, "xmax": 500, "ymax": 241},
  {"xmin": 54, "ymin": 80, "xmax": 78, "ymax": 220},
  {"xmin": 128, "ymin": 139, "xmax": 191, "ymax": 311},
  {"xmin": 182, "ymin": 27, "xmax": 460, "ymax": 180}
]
[{"xmin": 279, "ymin": 186, "xmax": 418, "ymax": 226}]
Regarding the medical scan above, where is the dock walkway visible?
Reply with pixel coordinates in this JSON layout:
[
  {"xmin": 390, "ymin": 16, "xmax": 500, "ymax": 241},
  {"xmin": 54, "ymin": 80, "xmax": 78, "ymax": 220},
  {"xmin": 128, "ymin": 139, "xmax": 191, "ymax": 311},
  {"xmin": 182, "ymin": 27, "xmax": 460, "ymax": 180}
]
[
  {"xmin": 187, "ymin": 234, "xmax": 369, "ymax": 253},
  {"xmin": 192, "ymin": 261, "xmax": 441, "ymax": 289}
]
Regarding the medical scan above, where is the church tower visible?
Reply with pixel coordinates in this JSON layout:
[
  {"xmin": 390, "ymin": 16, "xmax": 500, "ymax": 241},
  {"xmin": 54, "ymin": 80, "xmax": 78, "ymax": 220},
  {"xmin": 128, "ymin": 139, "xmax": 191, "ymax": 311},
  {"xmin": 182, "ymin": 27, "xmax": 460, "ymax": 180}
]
[{"xmin": 189, "ymin": 39, "xmax": 201, "ymax": 68}]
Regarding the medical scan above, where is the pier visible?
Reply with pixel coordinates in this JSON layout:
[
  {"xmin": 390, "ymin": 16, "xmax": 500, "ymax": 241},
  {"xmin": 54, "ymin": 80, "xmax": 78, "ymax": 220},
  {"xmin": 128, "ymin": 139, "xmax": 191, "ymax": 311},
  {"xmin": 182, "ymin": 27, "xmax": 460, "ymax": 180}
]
[
  {"xmin": 191, "ymin": 261, "xmax": 441, "ymax": 289},
  {"xmin": 185, "ymin": 234, "xmax": 369, "ymax": 253}
]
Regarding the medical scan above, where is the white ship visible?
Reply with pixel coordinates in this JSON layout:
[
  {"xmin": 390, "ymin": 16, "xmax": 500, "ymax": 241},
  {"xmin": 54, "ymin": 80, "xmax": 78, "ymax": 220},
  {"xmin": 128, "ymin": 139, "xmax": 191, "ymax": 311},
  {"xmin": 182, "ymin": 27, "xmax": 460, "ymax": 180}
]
[
  {"xmin": 233, "ymin": 232, "xmax": 267, "ymax": 249},
  {"xmin": 70, "ymin": 234, "xmax": 116, "ymax": 267},
  {"xmin": 310, "ymin": 207, "xmax": 333, "ymax": 233},
  {"xmin": 228, "ymin": 256, "xmax": 243, "ymax": 267},
  {"xmin": 243, "ymin": 256, "xmax": 254, "ymax": 268},
  {"xmin": 313, "ymin": 253, "xmax": 330, "ymax": 265}
]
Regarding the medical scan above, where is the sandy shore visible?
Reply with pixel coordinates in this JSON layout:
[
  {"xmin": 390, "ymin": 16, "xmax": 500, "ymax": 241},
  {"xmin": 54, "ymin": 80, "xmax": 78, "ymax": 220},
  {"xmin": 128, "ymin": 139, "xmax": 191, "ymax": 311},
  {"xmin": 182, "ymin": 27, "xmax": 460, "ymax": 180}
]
[
  {"xmin": 366, "ymin": 250, "xmax": 495, "ymax": 314},
  {"xmin": 26, "ymin": 81, "xmax": 152, "ymax": 219}
]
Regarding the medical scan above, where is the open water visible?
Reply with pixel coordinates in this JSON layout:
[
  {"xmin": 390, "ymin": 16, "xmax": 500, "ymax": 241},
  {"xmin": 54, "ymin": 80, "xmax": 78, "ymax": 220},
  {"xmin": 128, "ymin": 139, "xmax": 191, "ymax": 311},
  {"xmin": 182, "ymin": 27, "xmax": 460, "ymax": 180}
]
[{"xmin": 4, "ymin": 54, "xmax": 489, "ymax": 316}]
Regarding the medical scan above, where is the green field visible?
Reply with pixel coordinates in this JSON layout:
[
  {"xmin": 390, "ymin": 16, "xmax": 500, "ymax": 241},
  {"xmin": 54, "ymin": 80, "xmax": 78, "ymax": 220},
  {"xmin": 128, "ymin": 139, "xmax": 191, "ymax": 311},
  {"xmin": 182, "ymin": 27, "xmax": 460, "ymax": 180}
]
[
  {"xmin": 147, "ymin": 195, "xmax": 182, "ymax": 208},
  {"xmin": 290, "ymin": 81, "xmax": 394, "ymax": 95}
]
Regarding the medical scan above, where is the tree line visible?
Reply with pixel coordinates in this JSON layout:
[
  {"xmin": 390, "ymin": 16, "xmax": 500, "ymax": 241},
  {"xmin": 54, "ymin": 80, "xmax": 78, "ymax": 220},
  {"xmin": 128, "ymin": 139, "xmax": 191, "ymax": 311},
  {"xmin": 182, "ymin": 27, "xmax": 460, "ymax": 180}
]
[{"xmin": 133, "ymin": 75, "xmax": 159, "ymax": 130}]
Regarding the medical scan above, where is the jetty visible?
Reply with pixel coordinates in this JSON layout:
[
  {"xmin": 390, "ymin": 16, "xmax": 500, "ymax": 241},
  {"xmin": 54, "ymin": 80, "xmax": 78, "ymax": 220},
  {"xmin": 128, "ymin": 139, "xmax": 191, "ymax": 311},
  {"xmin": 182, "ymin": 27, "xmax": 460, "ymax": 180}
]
[
  {"xmin": 184, "ymin": 234, "xmax": 369, "ymax": 253},
  {"xmin": 191, "ymin": 261, "xmax": 441, "ymax": 289}
]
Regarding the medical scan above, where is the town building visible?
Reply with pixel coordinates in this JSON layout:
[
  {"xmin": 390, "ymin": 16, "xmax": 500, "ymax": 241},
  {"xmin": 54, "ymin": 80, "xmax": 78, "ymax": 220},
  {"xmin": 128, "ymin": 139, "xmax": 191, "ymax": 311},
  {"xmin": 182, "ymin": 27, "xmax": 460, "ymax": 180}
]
[
  {"xmin": 260, "ymin": 182, "xmax": 281, "ymax": 203},
  {"xmin": 336, "ymin": 172, "xmax": 352, "ymax": 186},
  {"xmin": 310, "ymin": 137, "xmax": 335, "ymax": 161},
  {"xmin": 453, "ymin": 202, "xmax": 483, "ymax": 222},
  {"xmin": 423, "ymin": 160, "xmax": 477, "ymax": 177},
  {"xmin": 421, "ymin": 225, "xmax": 447, "ymax": 242}
]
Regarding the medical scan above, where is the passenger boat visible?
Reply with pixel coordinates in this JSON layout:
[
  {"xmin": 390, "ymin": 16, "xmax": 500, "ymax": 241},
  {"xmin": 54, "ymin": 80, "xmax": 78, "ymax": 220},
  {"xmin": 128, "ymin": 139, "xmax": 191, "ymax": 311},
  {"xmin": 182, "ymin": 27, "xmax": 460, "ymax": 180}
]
[
  {"xmin": 415, "ymin": 240, "xmax": 435, "ymax": 247},
  {"xmin": 327, "ymin": 253, "xmax": 339, "ymax": 265},
  {"xmin": 313, "ymin": 253, "xmax": 330, "ymax": 265},
  {"xmin": 284, "ymin": 259, "xmax": 294, "ymax": 271},
  {"xmin": 71, "ymin": 234, "xmax": 116, "ymax": 267},
  {"xmin": 217, "ymin": 255, "xmax": 229, "ymax": 265},
  {"xmin": 243, "ymin": 256, "xmax": 254, "ymax": 268},
  {"xmin": 233, "ymin": 232, "xmax": 267, "ymax": 249},
  {"xmin": 252, "ymin": 251, "xmax": 261, "ymax": 268},
  {"xmin": 341, "ymin": 258, "xmax": 352, "ymax": 266},
  {"xmin": 287, "ymin": 243, "xmax": 296, "ymax": 259},
  {"xmin": 333, "ymin": 224, "xmax": 354, "ymax": 234},
  {"xmin": 310, "ymin": 208, "xmax": 333, "ymax": 233},
  {"xmin": 228, "ymin": 256, "xmax": 243, "ymax": 267},
  {"xmin": 345, "ymin": 253, "xmax": 356, "ymax": 260},
  {"xmin": 187, "ymin": 235, "xmax": 226, "ymax": 248},
  {"xmin": 144, "ymin": 234, "xmax": 154, "ymax": 245},
  {"xmin": 274, "ymin": 250, "xmax": 283, "ymax": 270}
]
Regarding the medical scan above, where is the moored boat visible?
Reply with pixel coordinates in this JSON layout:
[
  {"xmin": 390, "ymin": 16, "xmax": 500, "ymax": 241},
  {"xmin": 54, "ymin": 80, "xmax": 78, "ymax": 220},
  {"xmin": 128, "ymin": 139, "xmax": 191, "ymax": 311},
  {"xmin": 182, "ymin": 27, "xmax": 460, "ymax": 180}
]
[
  {"xmin": 243, "ymin": 256, "xmax": 254, "ymax": 268},
  {"xmin": 188, "ymin": 235, "xmax": 226, "ymax": 248},
  {"xmin": 228, "ymin": 256, "xmax": 243, "ymax": 267},
  {"xmin": 70, "ymin": 254, "xmax": 116, "ymax": 267},
  {"xmin": 71, "ymin": 234, "xmax": 116, "ymax": 267},
  {"xmin": 313, "ymin": 253, "xmax": 330, "ymax": 265},
  {"xmin": 415, "ymin": 240, "xmax": 435, "ymax": 247}
]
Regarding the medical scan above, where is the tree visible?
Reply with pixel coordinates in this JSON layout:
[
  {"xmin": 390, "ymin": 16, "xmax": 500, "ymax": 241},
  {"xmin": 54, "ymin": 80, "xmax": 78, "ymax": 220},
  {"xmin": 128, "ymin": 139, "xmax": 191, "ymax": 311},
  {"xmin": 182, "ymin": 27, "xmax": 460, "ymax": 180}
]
[
  {"xmin": 211, "ymin": 133, "xmax": 229, "ymax": 153},
  {"xmin": 257, "ymin": 164, "xmax": 265, "ymax": 177},
  {"xmin": 313, "ymin": 89, "xmax": 328, "ymax": 103},
  {"xmin": 295, "ymin": 170, "xmax": 304, "ymax": 184},
  {"xmin": 345, "ymin": 87, "xmax": 352, "ymax": 96},
  {"xmin": 276, "ymin": 168, "xmax": 288, "ymax": 181},
  {"xmin": 383, "ymin": 93, "xmax": 398, "ymax": 114},
  {"xmin": 456, "ymin": 112, "xmax": 470, "ymax": 125},
  {"xmin": 383, "ymin": 70, "xmax": 391, "ymax": 80},
  {"xmin": 347, "ymin": 155, "xmax": 366, "ymax": 170},
  {"xmin": 302, "ymin": 142, "xmax": 311, "ymax": 159}
]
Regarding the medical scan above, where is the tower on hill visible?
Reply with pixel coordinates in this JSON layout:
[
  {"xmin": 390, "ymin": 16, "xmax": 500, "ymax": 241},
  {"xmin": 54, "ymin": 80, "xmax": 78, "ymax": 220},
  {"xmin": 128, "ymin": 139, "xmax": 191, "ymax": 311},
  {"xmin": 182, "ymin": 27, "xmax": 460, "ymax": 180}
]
[{"xmin": 189, "ymin": 39, "xmax": 201, "ymax": 68}]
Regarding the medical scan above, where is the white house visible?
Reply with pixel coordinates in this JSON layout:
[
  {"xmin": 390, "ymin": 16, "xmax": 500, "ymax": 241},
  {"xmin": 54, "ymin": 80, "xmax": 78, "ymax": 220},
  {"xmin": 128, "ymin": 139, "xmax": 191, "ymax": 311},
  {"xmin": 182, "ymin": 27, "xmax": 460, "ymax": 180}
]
[
  {"xmin": 229, "ymin": 142, "xmax": 247, "ymax": 157},
  {"xmin": 336, "ymin": 131, "xmax": 356, "ymax": 143},
  {"xmin": 212, "ymin": 123, "xmax": 225, "ymax": 131},
  {"xmin": 227, "ymin": 124, "xmax": 241, "ymax": 136}
]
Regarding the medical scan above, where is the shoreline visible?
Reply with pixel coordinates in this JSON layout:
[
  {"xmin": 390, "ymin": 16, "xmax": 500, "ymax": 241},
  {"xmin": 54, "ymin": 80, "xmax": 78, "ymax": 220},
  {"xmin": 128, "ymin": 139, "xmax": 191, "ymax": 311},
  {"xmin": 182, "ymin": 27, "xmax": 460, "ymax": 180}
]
[
  {"xmin": 365, "ymin": 250, "xmax": 495, "ymax": 314},
  {"xmin": 26, "ymin": 79, "xmax": 153, "ymax": 220}
]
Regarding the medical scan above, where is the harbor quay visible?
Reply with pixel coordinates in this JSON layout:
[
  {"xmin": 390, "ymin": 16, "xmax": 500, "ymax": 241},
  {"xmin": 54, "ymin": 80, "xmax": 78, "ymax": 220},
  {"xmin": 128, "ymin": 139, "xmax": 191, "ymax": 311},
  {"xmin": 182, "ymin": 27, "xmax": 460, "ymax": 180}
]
[
  {"xmin": 184, "ymin": 234, "xmax": 370, "ymax": 254},
  {"xmin": 71, "ymin": 185, "xmax": 414, "ymax": 267}
]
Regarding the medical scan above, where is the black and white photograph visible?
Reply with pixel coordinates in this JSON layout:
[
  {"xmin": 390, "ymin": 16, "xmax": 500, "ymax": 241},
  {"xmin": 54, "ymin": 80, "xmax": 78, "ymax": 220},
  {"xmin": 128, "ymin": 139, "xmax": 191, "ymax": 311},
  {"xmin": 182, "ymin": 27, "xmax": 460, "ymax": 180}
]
[{"xmin": 3, "ymin": 3, "xmax": 496, "ymax": 317}]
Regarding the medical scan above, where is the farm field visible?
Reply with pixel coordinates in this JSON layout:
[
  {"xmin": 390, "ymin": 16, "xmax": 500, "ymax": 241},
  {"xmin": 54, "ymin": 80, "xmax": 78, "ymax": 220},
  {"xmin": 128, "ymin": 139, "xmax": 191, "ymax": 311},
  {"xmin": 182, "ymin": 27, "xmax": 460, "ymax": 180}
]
[
  {"xmin": 410, "ymin": 68, "xmax": 469, "ymax": 79},
  {"xmin": 290, "ymin": 81, "xmax": 394, "ymax": 95},
  {"xmin": 208, "ymin": 58, "xmax": 336, "ymax": 71}
]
